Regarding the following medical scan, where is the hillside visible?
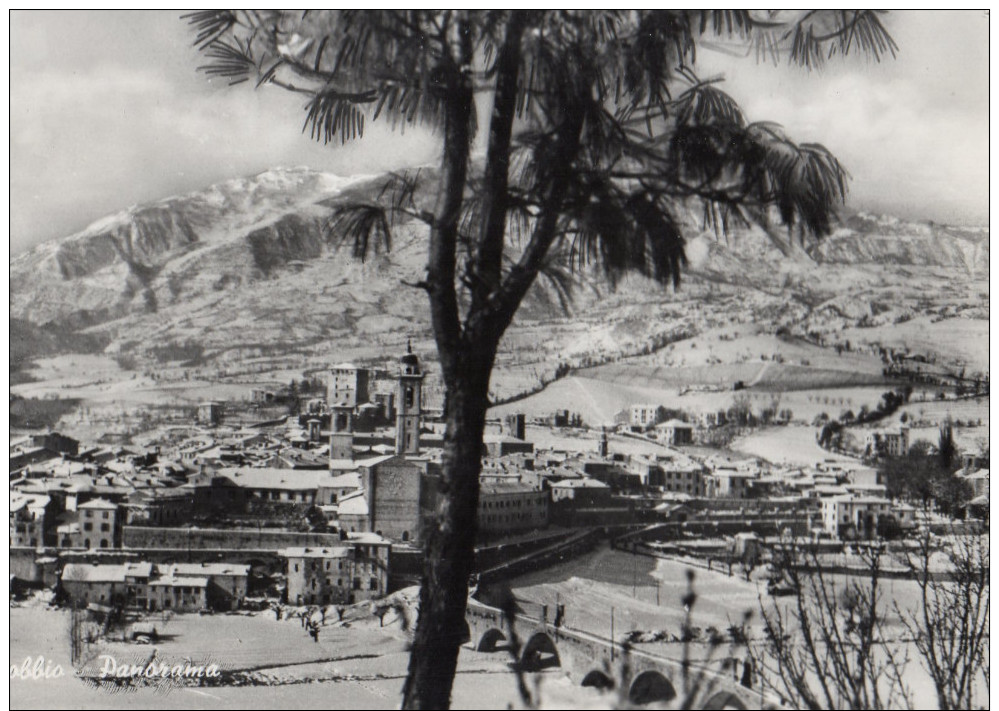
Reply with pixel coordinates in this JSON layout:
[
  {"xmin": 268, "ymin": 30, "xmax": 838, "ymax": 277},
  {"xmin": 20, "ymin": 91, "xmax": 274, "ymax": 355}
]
[{"xmin": 9, "ymin": 167, "xmax": 989, "ymax": 414}]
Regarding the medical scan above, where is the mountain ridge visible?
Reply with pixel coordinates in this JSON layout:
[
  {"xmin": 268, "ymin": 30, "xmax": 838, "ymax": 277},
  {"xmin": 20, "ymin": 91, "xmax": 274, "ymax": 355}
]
[{"xmin": 9, "ymin": 167, "xmax": 989, "ymax": 370}]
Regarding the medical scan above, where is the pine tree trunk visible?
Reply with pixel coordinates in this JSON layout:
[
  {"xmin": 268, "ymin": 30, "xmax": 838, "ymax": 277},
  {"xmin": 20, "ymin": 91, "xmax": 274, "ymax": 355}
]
[{"xmin": 402, "ymin": 345, "xmax": 494, "ymax": 709}]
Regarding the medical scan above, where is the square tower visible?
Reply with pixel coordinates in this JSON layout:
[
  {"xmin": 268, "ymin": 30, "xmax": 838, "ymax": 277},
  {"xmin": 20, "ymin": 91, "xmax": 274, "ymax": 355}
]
[{"xmin": 328, "ymin": 363, "xmax": 369, "ymax": 408}]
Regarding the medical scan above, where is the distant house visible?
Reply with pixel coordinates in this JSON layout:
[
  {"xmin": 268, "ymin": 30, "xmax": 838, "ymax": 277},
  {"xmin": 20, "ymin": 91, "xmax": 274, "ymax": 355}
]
[
  {"xmin": 9, "ymin": 492, "xmax": 49, "ymax": 548},
  {"xmin": 160, "ymin": 563, "xmax": 250, "ymax": 611},
  {"xmin": 865, "ymin": 427, "xmax": 910, "ymax": 458},
  {"xmin": 9, "ymin": 446, "xmax": 61, "ymax": 474},
  {"xmin": 630, "ymin": 404, "xmax": 661, "ymax": 429},
  {"xmin": 477, "ymin": 483, "xmax": 549, "ymax": 535},
  {"xmin": 583, "ymin": 460, "xmax": 641, "ymax": 490},
  {"xmin": 483, "ymin": 434, "xmax": 534, "ymax": 457},
  {"xmin": 705, "ymin": 469, "xmax": 754, "ymax": 499},
  {"xmin": 894, "ymin": 502, "xmax": 918, "ymax": 530},
  {"xmin": 281, "ymin": 546, "xmax": 355, "ymax": 606},
  {"xmin": 549, "ymin": 478, "xmax": 611, "ymax": 506},
  {"xmin": 251, "ymin": 389, "xmax": 276, "ymax": 404},
  {"xmin": 76, "ymin": 498, "xmax": 120, "ymax": 549},
  {"xmin": 654, "ymin": 461, "xmax": 705, "ymax": 496},
  {"xmin": 124, "ymin": 488, "xmax": 193, "ymax": 526},
  {"xmin": 821, "ymin": 494, "xmax": 892, "ymax": 539},
  {"xmin": 961, "ymin": 469, "xmax": 989, "ymax": 499},
  {"xmin": 192, "ymin": 467, "xmax": 344, "ymax": 512},
  {"xmin": 61, "ymin": 561, "xmax": 242, "ymax": 613},
  {"xmin": 60, "ymin": 562, "xmax": 153, "ymax": 609},
  {"xmin": 655, "ymin": 419, "xmax": 694, "ymax": 446},
  {"xmin": 145, "ymin": 575, "xmax": 208, "ymax": 613},
  {"xmin": 961, "ymin": 452, "xmax": 989, "ymax": 472},
  {"xmin": 280, "ymin": 532, "xmax": 391, "ymax": 606},
  {"xmin": 698, "ymin": 411, "xmax": 727, "ymax": 428}
]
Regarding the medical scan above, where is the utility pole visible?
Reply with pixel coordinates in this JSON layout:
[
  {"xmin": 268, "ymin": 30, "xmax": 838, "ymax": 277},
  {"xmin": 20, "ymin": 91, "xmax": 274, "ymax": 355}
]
[
  {"xmin": 656, "ymin": 578, "xmax": 660, "ymax": 606},
  {"xmin": 610, "ymin": 606, "xmax": 615, "ymax": 661}
]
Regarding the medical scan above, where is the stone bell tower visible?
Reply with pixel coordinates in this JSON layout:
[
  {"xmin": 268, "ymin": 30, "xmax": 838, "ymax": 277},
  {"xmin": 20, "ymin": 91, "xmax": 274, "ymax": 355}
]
[{"xmin": 396, "ymin": 340, "xmax": 424, "ymax": 456}]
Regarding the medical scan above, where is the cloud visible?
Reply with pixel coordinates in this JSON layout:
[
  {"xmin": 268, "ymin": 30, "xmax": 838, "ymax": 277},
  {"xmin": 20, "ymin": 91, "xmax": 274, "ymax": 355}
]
[
  {"xmin": 693, "ymin": 12, "xmax": 988, "ymax": 224},
  {"xmin": 10, "ymin": 49, "xmax": 440, "ymax": 251},
  {"xmin": 9, "ymin": 11, "xmax": 990, "ymax": 254}
]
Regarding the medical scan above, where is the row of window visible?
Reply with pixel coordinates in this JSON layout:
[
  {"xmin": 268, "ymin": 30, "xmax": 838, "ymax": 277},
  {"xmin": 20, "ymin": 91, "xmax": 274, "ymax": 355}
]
[
  {"xmin": 480, "ymin": 497, "xmax": 544, "ymax": 510},
  {"xmin": 293, "ymin": 560, "xmax": 348, "ymax": 573},
  {"xmin": 82, "ymin": 511, "xmax": 112, "ymax": 520},
  {"xmin": 72, "ymin": 539, "xmax": 111, "ymax": 548},
  {"xmin": 481, "ymin": 512, "xmax": 545, "ymax": 524},
  {"xmin": 307, "ymin": 577, "xmax": 379, "ymax": 591}
]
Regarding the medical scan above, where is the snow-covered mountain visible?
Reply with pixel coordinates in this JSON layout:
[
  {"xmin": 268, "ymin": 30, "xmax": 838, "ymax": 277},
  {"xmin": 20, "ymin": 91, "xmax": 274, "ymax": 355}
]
[{"xmin": 9, "ymin": 167, "xmax": 989, "ymax": 369}]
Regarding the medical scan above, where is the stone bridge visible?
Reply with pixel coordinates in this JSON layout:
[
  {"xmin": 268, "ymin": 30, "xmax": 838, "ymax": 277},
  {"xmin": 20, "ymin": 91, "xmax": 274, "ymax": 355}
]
[{"xmin": 465, "ymin": 600, "xmax": 769, "ymax": 709}]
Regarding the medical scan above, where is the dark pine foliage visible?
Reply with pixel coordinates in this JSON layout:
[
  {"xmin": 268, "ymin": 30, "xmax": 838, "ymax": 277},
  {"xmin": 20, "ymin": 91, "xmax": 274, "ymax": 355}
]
[{"xmin": 185, "ymin": 10, "xmax": 896, "ymax": 709}]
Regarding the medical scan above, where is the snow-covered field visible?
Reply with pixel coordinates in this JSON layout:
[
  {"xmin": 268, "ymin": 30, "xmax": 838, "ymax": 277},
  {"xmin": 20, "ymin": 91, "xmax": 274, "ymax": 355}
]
[
  {"xmin": 838, "ymin": 316, "xmax": 989, "ymax": 373},
  {"xmin": 518, "ymin": 425, "xmax": 675, "ymax": 457},
  {"xmin": 8, "ymin": 606, "xmax": 593, "ymax": 710},
  {"xmin": 506, "ymin": 544, "xmax": 969, "ymax": 707},
  {"xmin": 509, "ymin": 543, "xmax": 762, "ymax": 647},
  {"xmin": 730, "ymin": 425, "xmax": 855, "ymax": 466}
]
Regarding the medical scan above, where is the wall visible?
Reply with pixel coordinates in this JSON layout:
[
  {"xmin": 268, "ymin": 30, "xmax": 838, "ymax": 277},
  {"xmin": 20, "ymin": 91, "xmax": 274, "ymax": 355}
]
[
  {"xmin": 10, "ymin": 548, "xmax": 42, "ymax": 582},
  {"xmin": 122, "ymin": 526, "xmax": 344, "ymax": 551},
  {"xmin": 368, "ymin": 459, "xmax": 438, "ymax": 542}
]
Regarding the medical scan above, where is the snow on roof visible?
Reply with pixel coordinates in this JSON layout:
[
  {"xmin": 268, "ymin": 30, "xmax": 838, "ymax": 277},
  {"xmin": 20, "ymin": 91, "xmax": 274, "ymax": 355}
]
[
  {"xmin": 279, "ymin": 546, "xmax": 352, "ymax": 558},
  {"xmin": 163, "ymin": 563, "xmax": 250, "ymax": 577},
  {"xmin": 326, "ymin": 471, "xmax": 361, "ymax": 489},
  {"xmin": 827, "ymin": 494, "xmax": 891, "ymax": 505},
  {"xmin": 328, "ymin": 458, "xmax": 361, "ymax": 471},
  {"xmin": 480, "ymin": 482, "xmax": 541, "ymax": 496},
  {"xmin": 483, "ymin": 434, "xmax": 531, "ymax": 444},
  {"xmin": 62, "ymin": 562, "xmax": 153, "ymax": 583},
  {"xmin": 337, "ymin": 491, "xmax": 369, "ymax": 516},
  {"xmin": 346, "ymin": 531, "xmax": 392, "ymax": 545},
  {"xmin": 77, "ymin": 497, "xmax": 118, "ymax": 510},
  {"xmin": 708, "ymin": 469, "xmax": 756, "ymax": 479},
  {"xmin": 10, "ymin": 492, "xmax": 49, "ymax": 512},
  {"xmin": 354, "ymin": 454, "xmax": 399, "ymax": 467},
  {"xmin": 213, "ymin": 467, "xmax": 337, "ymax": 491},
  {"xmin": 550, "ymin": 478, "xmax": 609, "ymax": 489}
]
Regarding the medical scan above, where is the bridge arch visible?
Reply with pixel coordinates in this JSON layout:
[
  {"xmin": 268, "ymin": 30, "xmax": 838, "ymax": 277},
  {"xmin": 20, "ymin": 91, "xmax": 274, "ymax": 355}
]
[
  {"xmin": 701, "ymin": 691, "xmax": 748, "ymax": 710},
  {"xmin": 520, "ymin": 632, "xmax": 561, "ymax": 671},
  {"xmin": 581, "ymin": 669, "xmax": 615, "ymax": 690},
  {"xmin": 629, "ymin": 670, "xmax": 677, "ymax": 706},
  {"xmin": 477, "ymin": 627, "xmax": 507, "ymax": 652}
]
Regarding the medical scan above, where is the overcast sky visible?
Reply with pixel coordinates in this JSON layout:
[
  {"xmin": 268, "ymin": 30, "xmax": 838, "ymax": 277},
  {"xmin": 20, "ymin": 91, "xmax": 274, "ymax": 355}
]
[{"xmin": 9, "ymin": 10, "xmax": 990, "ymax": 254}]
